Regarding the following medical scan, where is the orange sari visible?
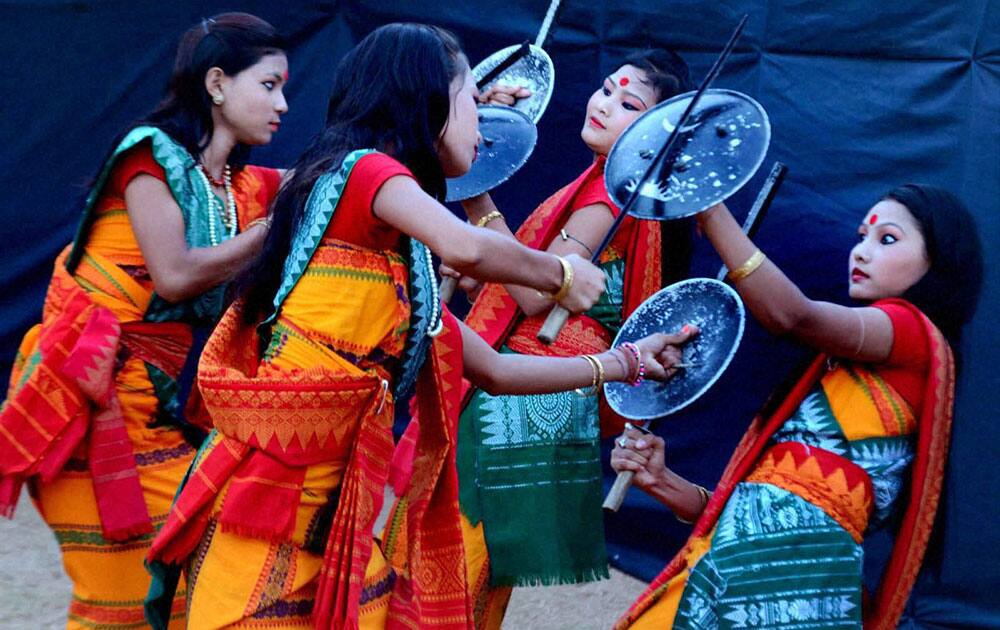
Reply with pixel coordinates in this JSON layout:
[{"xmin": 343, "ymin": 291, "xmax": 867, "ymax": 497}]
[
  {"xmin": 615, "ymin": 300, "xmax": 955, "ymax": 629},
  {"xmin": 1, "ymin": 126, "xmax": 277, "ymax": 629}
]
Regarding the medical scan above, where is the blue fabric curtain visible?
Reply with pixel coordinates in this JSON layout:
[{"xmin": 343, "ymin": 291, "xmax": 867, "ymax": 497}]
[{"xmin": 2, "ymin": 1, "xmax": 996, "ymax": 625}]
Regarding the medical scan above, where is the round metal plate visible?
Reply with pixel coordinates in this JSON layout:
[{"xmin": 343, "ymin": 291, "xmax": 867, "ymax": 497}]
[
  {"xmin": 604, "ymin": 278, "xmax": 746, "ymax": 420},
  {"xmin": 605, "ymin": 89, "xmax": 771, "ymax": 220},
  {"xmin": 472, "ymin": 44, "xmax": 554, "ymax": 124},
  {"xmin": 445, "ymin": 105, "xmax": 537, "ymax": 203}
]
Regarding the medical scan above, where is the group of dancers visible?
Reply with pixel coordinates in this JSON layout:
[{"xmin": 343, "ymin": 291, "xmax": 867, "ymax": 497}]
[{"xmin": 0, "ymin": 12, "xmax": 984, "ymax": 630}]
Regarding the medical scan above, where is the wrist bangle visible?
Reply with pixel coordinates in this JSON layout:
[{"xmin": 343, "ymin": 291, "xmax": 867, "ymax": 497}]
[
  {"xmin": 550, "ymin": 255, "xmax": 574, "ymax": 302},
  {"xmin": 621, "ymin": 342, "xmax": 645, "ymax": 386},
  {"xmin": 574, "ymin": 355, "xmax": 600, "ymax": 397},
  {"xmin": 246, "ymin": 217, "xmax": 270, "ymax": 230},
  {"xmin": 474, "ymin": 210, "xmax": 504, "ymax": 228},
  {"xmin": 727, "ymin": 249, "xmax": 766, "ymax": 283},
  {"xmin": 675, "ymin": 483, "xmax": 712, "ymax": 525},
  {"xmin": 590, "ymin": 354, "xmax": 605, "ymax": 391}
]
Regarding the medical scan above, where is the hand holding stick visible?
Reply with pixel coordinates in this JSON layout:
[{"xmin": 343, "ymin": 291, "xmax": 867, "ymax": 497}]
[{"xmin": 538, "ymin": 14, "xmax": 750, "ymax": 345}]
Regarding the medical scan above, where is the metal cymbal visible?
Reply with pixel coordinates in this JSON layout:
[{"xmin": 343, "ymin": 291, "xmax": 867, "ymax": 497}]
[
  {"xmin": 445, "ymin": 105, "xmax": 537, "ymax": 203},
  {"xmin": 473, "ymin": 44, "xmax": 555, "ymax": 124},
  {"xmin": 605, "ymin": 89, "xmax": 771, "ymax": 220},
  {"xmin": 604, "ymin": 278, "xmax": 745, "ymax": 419}
]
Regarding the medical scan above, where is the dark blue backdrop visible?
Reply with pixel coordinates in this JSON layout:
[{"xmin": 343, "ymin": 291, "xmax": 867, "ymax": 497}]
[{"xmin": 2, "ymin": 1, "xmax": 997, "ymax": 626}]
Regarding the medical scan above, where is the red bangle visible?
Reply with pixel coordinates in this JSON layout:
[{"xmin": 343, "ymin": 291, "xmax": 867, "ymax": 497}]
[{"xmin": 620, "ymin": 342, "xmax": 645, "ymax": 386}]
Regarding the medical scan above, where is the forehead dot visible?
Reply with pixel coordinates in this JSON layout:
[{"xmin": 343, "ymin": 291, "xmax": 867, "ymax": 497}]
[
  {"xmin": 619, "ymin": 77, "xmax": 630, "ymax": 87},
  {"xmin": 868, "ymin": 214, "xmax": 878, "ymax": 225}
]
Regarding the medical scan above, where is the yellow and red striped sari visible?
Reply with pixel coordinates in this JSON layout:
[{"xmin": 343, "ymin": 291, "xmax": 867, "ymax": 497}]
[
  {"xmin": 1, "ymin": 126, "xmax": 276, "ymax": 629},
  {"xmin": 616, "ymin": 300, "xmax": 954, "ymax": 630},
  {"xmin": 147, "ymin": 150, "xmax": 473, "ymax": 629}
]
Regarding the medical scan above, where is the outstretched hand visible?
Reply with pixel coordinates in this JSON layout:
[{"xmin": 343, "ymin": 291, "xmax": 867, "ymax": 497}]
[{"xmin": 634, "ymin": 325, "xmax": 699, "ymax": 381}]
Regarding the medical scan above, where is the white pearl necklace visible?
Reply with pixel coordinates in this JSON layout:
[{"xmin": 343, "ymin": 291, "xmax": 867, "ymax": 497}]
[
  {"xmin": 424, "ymin": 242, "xmax": 444, "ymax": 337},
  {"xmin": 195, "ymin": 163, "xmax": 237, "ymax": 246}
]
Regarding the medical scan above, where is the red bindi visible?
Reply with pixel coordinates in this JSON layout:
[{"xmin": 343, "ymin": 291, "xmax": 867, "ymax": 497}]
[
  {"xmin": 619, "ymin": 77, "xmax": 630, "ymax": 87},
  {"xmin": 868, "ymin": 214, "xmax": 878, "ymax": 225}
]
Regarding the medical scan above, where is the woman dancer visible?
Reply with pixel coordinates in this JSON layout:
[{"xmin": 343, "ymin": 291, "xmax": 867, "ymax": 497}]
[
  {"xmin": 0, "ymin": 13, "xmax": 288, "ymax": 629},
  {"xmin": 441, "ymin": 49, "xmax": 695, "ymax": 627},
  {"xmin": 612, "ymin": 185, "xmax": 983, "ymax": 629},
  {"xmin": 142, "ymin": 23, "xmax": 700, "ymax": 630}
]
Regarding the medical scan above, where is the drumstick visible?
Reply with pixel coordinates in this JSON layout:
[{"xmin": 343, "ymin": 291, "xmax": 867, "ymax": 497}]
[
  {"xmin": 477, "ymin": 41, "xmax": 531, "ymax": 90},
  {"xmin": 538, "ymin": 15, "xmax": 749, "ymax": 345}
]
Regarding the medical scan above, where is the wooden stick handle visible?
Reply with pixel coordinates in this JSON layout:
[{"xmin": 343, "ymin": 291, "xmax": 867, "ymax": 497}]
[
  {"xmin": 537, "ymin": 304, "xmax": 570, "ymax": 344},
  {"xmin": 439, "ymin": 276, "xmax": 458, "ymax": 304},
  {"xmin": 603, "ymin": 470, "xmax": 635, "ymax": 512}
]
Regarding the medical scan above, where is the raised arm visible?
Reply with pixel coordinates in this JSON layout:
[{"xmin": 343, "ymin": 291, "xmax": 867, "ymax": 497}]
[
  {"xmin": 697, "ymin": 203, "xmax": 894, "ymax": 362},
  {"xmin": 374, "ymin": 176, "xmax": 605, "ymax": 313},
  {"xmin": 459, "ymin": 192, "xmax": 615, "ymax": 316},
  {"xmin": 126, "ymin": 174, "xmax": 268, "ymax": 303}
]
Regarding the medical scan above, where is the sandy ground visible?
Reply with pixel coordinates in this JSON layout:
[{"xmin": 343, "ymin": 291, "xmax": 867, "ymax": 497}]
[
  {"xmin": 0, "ymin": 495, "xmax": 72, "ymax": 629},
  {"xmin": 0, "ymin": 493, "xmax": 646, "ymax": 629}
]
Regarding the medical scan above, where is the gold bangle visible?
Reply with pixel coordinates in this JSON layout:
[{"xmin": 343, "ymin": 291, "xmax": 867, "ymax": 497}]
[
  {"xmin": 246, "ymin": 217, "xmax": 270, "ymax": 230},
  {"xmin": 474, "ymin": 210, "xmax": 504, "ymax": 228},
  {"xmin": 592, "ymin": 354, "xmax": 605, "ymax": 391},
  {"xmin": 675, "ymin": 483, "xmax": 712, "ymax": 525},
  {"xmin": 575, "ymin": 355, "xmax": 599, "ymax": 396},
  {"xmin": 727, "ymin": 249, "xmax": 766, "ymax": 283},
  {"xmin": 581, "ymin": 354, "xmax": 605, "ymax": 392},
  {"xmin": 550, "ymin": 255, "xmax": 573, "ymax": 302}
]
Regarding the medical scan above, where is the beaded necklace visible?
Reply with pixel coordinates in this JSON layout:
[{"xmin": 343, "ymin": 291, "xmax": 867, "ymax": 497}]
[{"xmin": 195, "ymin": 163, "xmax": 237, "ymax": 246}]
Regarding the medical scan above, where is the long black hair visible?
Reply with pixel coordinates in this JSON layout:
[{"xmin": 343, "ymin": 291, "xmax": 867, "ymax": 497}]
[
  {"xmin": 620, "ymin": 48, "xmax": 696, "ymax": 285},
  {"xmin": 68, "ymin": 13, "xmax": 284, "ymax": 274},
  {"xmin": 239, "ymin": 23, "xmax": 466, "ymax": 326},
  {"xmin": 139, "ymin": 13, "xmax": 285, "ymax": 167},
  {"xmin": 887, "ymin": 184, "xmax": 984, "ymax": 344}
]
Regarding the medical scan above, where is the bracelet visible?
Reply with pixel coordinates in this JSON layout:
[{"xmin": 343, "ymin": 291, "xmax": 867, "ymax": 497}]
[
  {"xmin": 550, "ymin": 255, "xmax": 574, "ymax": 302},
  {"xmin": 621, "ymin": 342, "xmax": 645, "ymax": 386},
  {"xmin": 246, "ymin": 217, "xmax": 270, "ymax": 230},
  {"xmin": 574, "ymin": 355, "xmax": 600, "ymax": 397},
  {"xmin": 559, "ymin": 229, "xmax": 594, "ymax": 256},
  {"xmin": 474, "ymin": 210, "xmax": 504, "ymax": 228},
  {"xmin": 675, "ymin": 483, "xmax": 712, "ymax": 525},
  {"xmin": 616, "ymin": 345, "xmax": 637, "ymax": 383},
  {"xmin": 727, "ymin": 249, "xmax": 766, "ymax": 283},
  {"xmin": 589, "ymin": 354, "xmax": 605, "ymax": 391}
]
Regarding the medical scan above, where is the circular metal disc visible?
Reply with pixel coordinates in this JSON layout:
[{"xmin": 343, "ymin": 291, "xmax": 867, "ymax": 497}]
[
  {"xmin": 472, "ymin": 44, "xmax": 554, "ymax": 124},
  {"xmin": 445, "ymin": 105, "xmax": 537, "ymax": 202},
  {"xmin": 605, "ymin": 89, "xmax": 771, "ymax": 220},
  {"xmin": 604, "ymin": 278, "xmax": 746, "ymax": 420}
]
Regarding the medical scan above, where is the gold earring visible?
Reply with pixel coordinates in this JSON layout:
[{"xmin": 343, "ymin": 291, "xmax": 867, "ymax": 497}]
[{"xmin": 212, "ymin": 94, "xmax": 224, "ymax": 105}]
